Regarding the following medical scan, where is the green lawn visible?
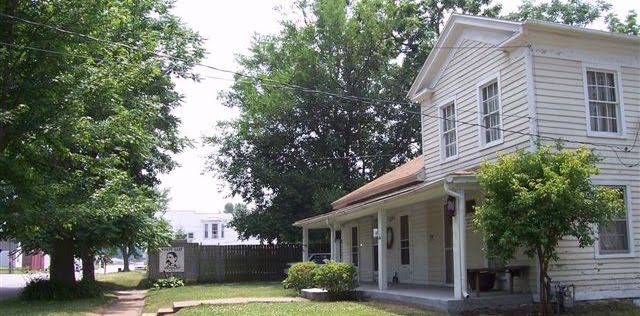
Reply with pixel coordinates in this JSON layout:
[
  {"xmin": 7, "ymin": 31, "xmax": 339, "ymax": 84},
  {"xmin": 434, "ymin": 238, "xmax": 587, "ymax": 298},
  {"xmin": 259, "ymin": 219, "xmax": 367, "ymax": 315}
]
[
  {"xmin": 144, "ymin": 282, "xmax": 296, "ymax": 312},
  {"xmin": 175, "ymin": 301, "xmax": 442, "ymax": 316},
  {"xmin": 0, "ymin": 271, "xmax": 146, "ymax": 316}
]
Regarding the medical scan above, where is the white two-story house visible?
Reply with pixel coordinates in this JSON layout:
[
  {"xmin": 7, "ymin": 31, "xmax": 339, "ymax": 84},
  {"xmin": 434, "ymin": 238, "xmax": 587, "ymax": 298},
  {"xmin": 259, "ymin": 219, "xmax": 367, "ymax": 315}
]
[
  {"xmin": 163, "ymin": 210, "xmax": 261, "ymax": 246},
  {"xmin": 294, "ymin": 15, "xmax": 639, "ymax": 312}
]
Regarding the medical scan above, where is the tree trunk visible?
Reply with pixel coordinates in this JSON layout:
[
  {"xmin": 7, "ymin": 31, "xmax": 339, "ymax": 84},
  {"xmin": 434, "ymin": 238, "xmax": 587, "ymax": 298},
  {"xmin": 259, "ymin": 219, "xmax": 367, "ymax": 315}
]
[
  {"xmin": 80, "ymin": 246, "xmax": 95, "ymax": 282},
  {"xmin": 49, "ymin": 238, "xmax": 76, "ymax": 286},
  {"xmin": 121, "ymin": 246, "xmax": 130, "ymax": 272},
  {"xmin": 538, "ymin": 252, "xmax": 551, "ymax": 316}
]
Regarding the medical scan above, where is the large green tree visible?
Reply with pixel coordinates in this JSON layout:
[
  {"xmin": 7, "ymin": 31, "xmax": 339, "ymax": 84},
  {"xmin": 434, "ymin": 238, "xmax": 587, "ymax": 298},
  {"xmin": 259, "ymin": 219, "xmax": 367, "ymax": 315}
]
[
  {"xmin": 473, "ymin": 144, "xmax": 624, "ymax": 315},
  {"xmin": 0, "ymin": 0, "xmax": 203, "ymax": 286},
  {"xmin": 505, "ymin": 0, "xmax": 611, "ymax": 26},
  {"xmin": 207, "ymin": 0, "xmax": 501, "ymax": 243}
]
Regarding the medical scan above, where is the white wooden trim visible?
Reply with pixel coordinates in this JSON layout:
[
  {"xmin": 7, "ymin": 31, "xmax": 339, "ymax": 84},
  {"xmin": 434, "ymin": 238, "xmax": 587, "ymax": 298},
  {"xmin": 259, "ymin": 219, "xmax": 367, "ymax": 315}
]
[
  {"xmin": 524, "ymin": 45, "xmax": 539, "ymax": 151},
  {"xmin": 575, "ymin": 289, "xmax": 640, "ymax": 301},
  {"xmin": 581, "ymin": 63, "xmax": 626, "ymax": 138},
  {"xmin": 476, "ymin": 72, "xmax": 504, "ymax": 149}
]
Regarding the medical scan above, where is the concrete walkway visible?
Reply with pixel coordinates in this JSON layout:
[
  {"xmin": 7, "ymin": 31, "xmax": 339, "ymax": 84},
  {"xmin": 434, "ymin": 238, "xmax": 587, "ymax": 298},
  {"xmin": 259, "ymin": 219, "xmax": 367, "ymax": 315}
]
[
  {"xmin": 143, "ymin": 297, "xmax": 309, "ymax": 316},
  {"xmin": 101, "ymin": 290, "xmax": 146, "ymax": 316}
]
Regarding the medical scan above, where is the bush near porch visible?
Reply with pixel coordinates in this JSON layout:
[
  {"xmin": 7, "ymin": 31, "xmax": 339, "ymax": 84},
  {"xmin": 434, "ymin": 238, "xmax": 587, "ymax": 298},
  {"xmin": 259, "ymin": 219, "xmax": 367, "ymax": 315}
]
[{"xmin": 283, "ymin": 261, "xmax": 358, "ymax": 298}]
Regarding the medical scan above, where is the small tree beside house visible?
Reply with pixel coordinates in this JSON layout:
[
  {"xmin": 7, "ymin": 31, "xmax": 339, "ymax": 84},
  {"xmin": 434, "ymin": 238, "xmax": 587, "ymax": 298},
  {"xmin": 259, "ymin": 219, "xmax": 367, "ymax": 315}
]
[{"xmin": 473, "ymin": 143, "xmax": 625, "ymax": 315}]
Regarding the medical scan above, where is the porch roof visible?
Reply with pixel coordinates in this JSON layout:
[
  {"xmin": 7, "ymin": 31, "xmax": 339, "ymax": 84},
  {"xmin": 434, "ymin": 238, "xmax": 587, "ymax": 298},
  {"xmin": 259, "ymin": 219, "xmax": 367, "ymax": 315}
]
[
  {"xmin": 293, "ymin": 163, "xmax": 480, "ymax": 229},
  {"xmin": 331, "ymin": 155, "xmax": 425, "ymax": 210}
]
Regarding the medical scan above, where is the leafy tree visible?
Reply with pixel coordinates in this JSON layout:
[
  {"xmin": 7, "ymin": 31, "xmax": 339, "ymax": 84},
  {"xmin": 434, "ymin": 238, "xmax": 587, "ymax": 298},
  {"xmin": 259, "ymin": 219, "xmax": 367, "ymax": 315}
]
[
  {"xmin": 505, "ymin": 0, "xmax": 612, "ymax": 26},
  {"xmin": 0, "ymin": 0, "xmax": 203, "ymax": 286},
  {"xmin": 224, "ymin": 202, "xmax": 235, "ymax": 214},
  {"xmin": 207, "ymin": 0, "xmax": 500, "ymax": 243},
  {"xmin": 606, "ymin": 10, "xmax": 639, "ymax": 35},
  {"xmin": 473, "ymin": 144, "xmax": 624, "ymax": 315},
  {"xmin": 173, "ymin": 227, "xmax": 187, "ymax": 240}
]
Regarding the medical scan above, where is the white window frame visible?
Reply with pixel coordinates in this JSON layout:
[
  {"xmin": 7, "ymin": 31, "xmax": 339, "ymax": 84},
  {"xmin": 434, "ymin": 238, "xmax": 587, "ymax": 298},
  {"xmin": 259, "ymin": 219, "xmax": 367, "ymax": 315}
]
[
  {"xmin": 204, "ymin": 224, "xmax": 209, "ymax": 238},
  {"xmin": 187, "ymin": 232, "xmax": 194, "ymax": 239},
  {"xmin": 476, "ymin": 74, "xmax": 504, "ymax": 148},
  {"xmin": 438, "ymin": 97, "xmax": 458, "ymax": 161},
  {"xmin": 582, "ymin": 64, "xmax": 626, "ymax": 138},
  {"xmin": 594, "ymin": 182, "xmax": 634, "ymax": 259}
]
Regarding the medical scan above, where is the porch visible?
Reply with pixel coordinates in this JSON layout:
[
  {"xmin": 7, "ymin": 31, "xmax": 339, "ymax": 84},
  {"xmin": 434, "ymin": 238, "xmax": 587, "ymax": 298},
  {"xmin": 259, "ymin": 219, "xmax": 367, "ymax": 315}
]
[{"xmin": 357, "ymin": 283, "xmax": 532, "ymax": 314}]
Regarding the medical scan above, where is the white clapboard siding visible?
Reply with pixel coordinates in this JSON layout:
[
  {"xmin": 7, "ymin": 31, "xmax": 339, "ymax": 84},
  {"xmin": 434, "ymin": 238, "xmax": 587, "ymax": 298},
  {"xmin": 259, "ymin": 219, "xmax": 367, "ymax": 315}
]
[
  {"xmin": 422, "ymin": 39, "xmax": 530, "ymax": 183},
  {"xmin": 426, "ymin": 199, "xmax": 446, "ymax": 285},
  {"xmin": 534, "ymin": 52, "xmax": 640, "ymax": 297}
]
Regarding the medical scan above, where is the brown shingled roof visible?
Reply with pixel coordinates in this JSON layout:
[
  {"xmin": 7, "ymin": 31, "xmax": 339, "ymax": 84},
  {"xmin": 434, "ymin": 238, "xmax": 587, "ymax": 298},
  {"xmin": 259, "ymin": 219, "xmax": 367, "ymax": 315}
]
[{"xmin": 331, "ymin": 155, "xmax": 424, "ymax": 210}]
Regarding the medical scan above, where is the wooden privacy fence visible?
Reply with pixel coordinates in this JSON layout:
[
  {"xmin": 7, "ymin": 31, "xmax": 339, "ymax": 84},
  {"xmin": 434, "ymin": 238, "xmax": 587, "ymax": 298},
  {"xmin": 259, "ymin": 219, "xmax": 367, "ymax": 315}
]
[
  {"xmin": 224, "ymin": 244, "xmax": 301, "ymax": 281},
  {"xmin": 148, "ymin": 241, "xmax": 302, "ymax": 283}
]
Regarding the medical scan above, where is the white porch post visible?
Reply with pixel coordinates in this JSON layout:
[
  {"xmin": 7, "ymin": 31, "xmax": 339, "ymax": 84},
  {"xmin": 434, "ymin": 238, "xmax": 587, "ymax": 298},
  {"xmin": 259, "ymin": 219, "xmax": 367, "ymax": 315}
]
[
  {"xmin": 329, "ymin": 225, "xmax": 336, "ymax": 261},
  {"xmin": 451, "ymin": 189, "xmax": 467, "ymax": 299},
  {"xmin": 377, "ymin": 209, "xmax": 388, "ymax": 290},
  {"xmin": 302, "ymin": 227, "xmax": 309, "ymax": 261}
]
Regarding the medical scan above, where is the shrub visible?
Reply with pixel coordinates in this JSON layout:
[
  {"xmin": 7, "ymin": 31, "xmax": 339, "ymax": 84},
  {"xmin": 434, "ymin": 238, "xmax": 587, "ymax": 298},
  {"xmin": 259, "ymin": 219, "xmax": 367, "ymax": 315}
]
[
  {"xmin": 282, "ymin": 261, "xmax": 318, "ymax": 293},
  {"xmin": 152, "ymin": 276, "xmax": 185, "ymax": 289},
  {"xmin": 21, "ymin": 277, "xmax": 103, "ymax": 300},
  {"xmin": 313, "ymin": 260, "xmax": 358, "ymax": 299}
]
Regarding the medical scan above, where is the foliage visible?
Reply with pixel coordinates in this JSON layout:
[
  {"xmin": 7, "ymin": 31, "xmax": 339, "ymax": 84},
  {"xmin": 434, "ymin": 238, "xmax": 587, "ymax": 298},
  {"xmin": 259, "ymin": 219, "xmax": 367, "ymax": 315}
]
[
  {"xmin": 313, "ymin": 261, "xmax": 358, "ymax": 298},
  {"xmin": 174, "ymin": 227, "xmax": 188, "ymax": 240},
  {"xmin": 505, "ymin": 0, "xmax": 612, "ymax": 26},
  {"xmin": 473, "ymin": 143, "xmax": 624, "ymax": 314},
  {"xmin": 21, "ymin": 277, "xmax": 103, "ymax": 301},
  {"xmin": 0, "ymin": 0, "xmax": 203, "ymax": 285},
  {"xmin": 223, "ymin": 202, "xmax": 248, "ymax": 215},
  {"xmin": 606, "ymin": 10, "xmax": 639, "ymax": 35},
  {"xmin": 152, "ymin": 276, "xmax": 185, "ymax": 289},
  {"xmin": 207, "ymin": 0, "xmax": 501, "ymax": 243},
  {"xmin": 282, "ymin": 261, "xmax": 318, "ymax": 293}
]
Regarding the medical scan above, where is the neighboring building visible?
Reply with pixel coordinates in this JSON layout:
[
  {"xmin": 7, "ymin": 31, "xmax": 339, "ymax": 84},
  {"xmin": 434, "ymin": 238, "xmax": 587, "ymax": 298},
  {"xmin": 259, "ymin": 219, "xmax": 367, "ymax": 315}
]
[
  {"xmin": 162, "ymin": 210, "xmax": 261, "ymax": 245},
  {"xmin": 0, "ymin": 240, "xmax": 21, "ymax": 269},
  {"xmin": 294, "ymin": 15, "xmax": 639, "ymax": 312}
]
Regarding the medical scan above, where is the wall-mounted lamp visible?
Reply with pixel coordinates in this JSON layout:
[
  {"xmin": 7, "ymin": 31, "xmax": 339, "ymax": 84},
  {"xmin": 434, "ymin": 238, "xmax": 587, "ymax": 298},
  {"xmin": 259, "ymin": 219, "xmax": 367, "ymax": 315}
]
[{"xmin": 446, "ymin": 195, "xmax": 456, "ymax": 217}]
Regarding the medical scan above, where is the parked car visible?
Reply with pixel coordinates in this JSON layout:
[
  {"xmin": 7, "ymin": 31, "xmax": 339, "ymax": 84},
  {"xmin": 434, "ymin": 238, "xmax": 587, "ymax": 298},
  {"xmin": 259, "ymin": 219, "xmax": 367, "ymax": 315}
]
[
  {"xmin": 308, "ymin": 253, "xmax": 331, "ymax": 264},
  {"xmin": 284, "ymin": 253, "xmax": 332, "ymax": 274}
]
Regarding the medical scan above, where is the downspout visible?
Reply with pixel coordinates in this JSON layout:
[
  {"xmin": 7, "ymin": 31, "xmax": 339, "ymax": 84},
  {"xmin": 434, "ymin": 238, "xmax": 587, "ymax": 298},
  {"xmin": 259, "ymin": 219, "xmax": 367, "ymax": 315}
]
[
  {"xmin": 326, "ymin": 219, "xmax": 335, "ymax": 261},
  {"xmin": 444, "ymin": 181, "xmax": 470, "ymax": 299}
]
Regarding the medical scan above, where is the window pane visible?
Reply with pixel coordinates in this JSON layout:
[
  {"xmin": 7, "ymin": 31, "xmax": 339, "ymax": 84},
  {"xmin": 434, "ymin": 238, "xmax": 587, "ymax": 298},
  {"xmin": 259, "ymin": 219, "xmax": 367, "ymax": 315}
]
[{"xmin": 599, "ymin": 187, "xmax": 629, "ymax": 254}]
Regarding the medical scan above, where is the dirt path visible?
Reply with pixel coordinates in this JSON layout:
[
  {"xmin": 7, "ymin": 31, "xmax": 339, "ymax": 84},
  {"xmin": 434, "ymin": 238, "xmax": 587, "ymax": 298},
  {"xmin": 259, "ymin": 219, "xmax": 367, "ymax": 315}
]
[{"xmin": 101, "ymin": 290, "xmax": 146, "ymax": 316}]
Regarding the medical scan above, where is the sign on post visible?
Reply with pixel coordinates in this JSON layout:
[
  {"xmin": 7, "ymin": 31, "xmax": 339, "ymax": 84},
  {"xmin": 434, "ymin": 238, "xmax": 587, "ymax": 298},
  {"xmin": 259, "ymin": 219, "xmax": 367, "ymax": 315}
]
[{"xmin": 159, "ymin": 247, "xmax": 184, "ymax": 272}]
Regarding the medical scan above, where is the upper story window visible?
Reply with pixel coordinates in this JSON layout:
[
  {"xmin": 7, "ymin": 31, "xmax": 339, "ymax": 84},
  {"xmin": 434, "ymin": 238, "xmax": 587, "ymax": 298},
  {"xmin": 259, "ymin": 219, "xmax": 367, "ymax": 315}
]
[
  {"xmin": 598, "ymin": 186, "xmax": 631, "ymax": 255},
  {"xmin": 221, "ymin": 224, "xmax": 225, "ymax": 238},
  {"xmin": 204, "ymin": 224, "xmax": 209, "ymax": 238},
  {"xmin": 187, "ymin": 232, "xmax": 194, "ymax": 239},
  {"xmin": 440, "ymin": 103, "xmax": 457, "ymax": 159},
  {"xmin": 586, "ymin": 70, "xmax": 622, "ymax": 134},
  {"xmin": 479, "ymin": 81, "xmax": 502, "ymax": 146}
]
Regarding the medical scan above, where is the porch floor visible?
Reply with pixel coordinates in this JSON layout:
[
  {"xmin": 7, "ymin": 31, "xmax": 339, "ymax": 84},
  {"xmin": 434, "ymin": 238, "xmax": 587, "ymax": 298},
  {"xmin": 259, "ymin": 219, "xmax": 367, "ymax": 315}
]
[{"xmin": 358, "ymin": 283, "xmax": 532, "ymax": 314}]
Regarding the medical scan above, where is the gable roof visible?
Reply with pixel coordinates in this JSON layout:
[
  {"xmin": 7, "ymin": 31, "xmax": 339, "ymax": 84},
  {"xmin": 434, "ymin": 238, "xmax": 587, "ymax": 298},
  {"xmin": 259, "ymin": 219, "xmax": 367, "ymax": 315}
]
[
  {"xmin": 331, "ymin": 155, "xmax": 424, "ymax": 210},
  {"xmin": 407, "ymin": 14, "xmax": 522, "ymax": 102},
  {"xmin": 408, "ymin": 14, "xmax": 640, "ymax": 103}
]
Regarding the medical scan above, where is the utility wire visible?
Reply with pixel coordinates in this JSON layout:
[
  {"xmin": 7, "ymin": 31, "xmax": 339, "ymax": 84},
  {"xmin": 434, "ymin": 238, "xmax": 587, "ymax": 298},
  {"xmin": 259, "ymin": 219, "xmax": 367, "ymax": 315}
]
[
  {"xmin": 1, "ymin": 13, "xmax": 638, "ymax": 166},
  {"xmin": 0, "ymin": 40, "xmax": 632, "ymax": 154}
]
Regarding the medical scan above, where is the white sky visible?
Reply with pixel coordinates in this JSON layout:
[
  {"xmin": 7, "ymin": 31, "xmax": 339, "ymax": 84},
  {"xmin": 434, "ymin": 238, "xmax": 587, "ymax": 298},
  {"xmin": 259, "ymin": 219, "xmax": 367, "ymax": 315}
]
[{"xmin": 159, "ymin": 0, "xmax": 638, "ymax": 214}]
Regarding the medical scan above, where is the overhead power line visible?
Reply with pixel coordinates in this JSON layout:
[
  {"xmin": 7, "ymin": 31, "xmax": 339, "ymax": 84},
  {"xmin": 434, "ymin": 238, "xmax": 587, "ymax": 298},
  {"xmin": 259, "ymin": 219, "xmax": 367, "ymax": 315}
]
[{"xmin": 1, "ymin": 13, "xmax": 638, "ymax": 167}]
